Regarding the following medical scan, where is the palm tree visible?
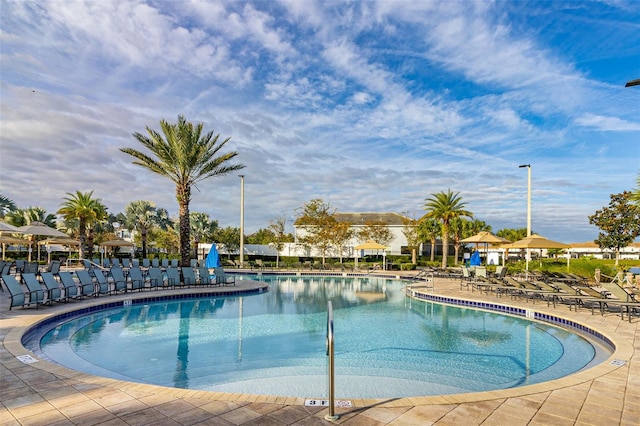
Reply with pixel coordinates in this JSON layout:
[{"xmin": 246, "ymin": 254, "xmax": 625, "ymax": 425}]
[
  {"xmin": 4, "ymin": 207, "xmax": 57, "ymax": 228},
  {"xmin": 121, "ymin": 115, "xmax": 245, "ymax": 266},
  {"xmin": 417, "ymin": 218, "xmax": 441, "ymax": 263},
  {"xmin": 0, "ymin": 194, "xmax": 17, "ymax": 218},
  {"xmin": 423, "ymin": 189, "xmax": 472, "ymax": 268},
  {"xmin": 190, "ymin": 212, "xmax": 217, "ymax": 259},
  {"xmin": 57, "ymin": 191, "xmax": 108, "ymax": 260},
  {"xmin": 123, "ymin": 200, "xmax": 158, "ymax": 259}
]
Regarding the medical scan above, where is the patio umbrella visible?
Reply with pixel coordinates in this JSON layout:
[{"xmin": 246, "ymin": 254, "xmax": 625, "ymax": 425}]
[
  {"xmin": 0, "ymin": 235, "xmax": 27, "ymax": 260},
  {"xmin": 38, "ymin": 237, "xmax": 81, "ymax": 263},
  {"xmin": 0, "ymin": 222, "xmax": 23, "ymax": 233},
  {"xmin": 99, "ymin": 239, "xmax": 135, "ymax": 263},
  {"xmin": 354, "ymin": 240, "xmax": 387, "ymax": 268},
  {"xmin": 461, "ymin": 232, "xmax": 511, "ymax": 265},
  {"xmin": 18, "ymin": 221, "xmax": 69, "ymax": 261},
  {"xmin": 502, "ymin": 234, "xmax": 570, "ymax": 270},
  {"xmin": 205, "ymin": 244, "xmax": 221, "ymax": 268}
]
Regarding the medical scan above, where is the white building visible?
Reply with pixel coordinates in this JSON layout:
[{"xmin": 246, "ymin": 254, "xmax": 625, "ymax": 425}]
[{"xmin": 293, "ymin": 212, "xmax": 411, "ymax": 257}]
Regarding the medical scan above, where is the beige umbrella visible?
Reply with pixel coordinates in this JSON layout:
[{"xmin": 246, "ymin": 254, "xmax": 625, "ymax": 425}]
[
  {"xmin": 0, "ymin": 222, "xmax": 23, "ymax": 233},
  {"xmin": 17, "ymin": 222, "xmax": 68, "ymax": 261},
  {"xmin": 99, "ymin": 239, "xmax": 135, "ymax": 264},
  {"xmin": 0, "ymin": 235, "xmax": 27, "ymax": 260},
  {"xmin": 38, "ymin": 237, "xmax": 80, "ymax": 263},
  {"xmin": 0, "ymin": 224, "xmax": 25, "ymax": 260},
  {"xmin": 502, "ymin": 234, "xmax": 570, "ymax": 270},
  {"xmin": 461, "ymin": 232, "xmax": 511, "ymax": 265},
  {"xmin": 354, "ymin": 240, "xmax": 387, "ymax": 269}
]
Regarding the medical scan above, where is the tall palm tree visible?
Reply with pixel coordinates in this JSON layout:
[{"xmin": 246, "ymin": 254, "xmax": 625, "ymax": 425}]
[
  {"xmin": 121, "ymin": 115, "xmax": 245, "ymax": 266},
  {"xmin": 123, "ymin": 200, "xmax": 158, "ymax": 259},
  {"xmin": 4, "ymin": 207, "xmax": 57, "ymax": 228},
  {"xmin": 423, "ymin": 189, "xmax": 472, "ymax": 268},
  {"xmin": 57, "ymin": 191, "xmax": 107, "ymax": 260}
]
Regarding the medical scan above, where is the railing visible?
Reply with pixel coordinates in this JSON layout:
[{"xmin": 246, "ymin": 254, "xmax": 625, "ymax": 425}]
[{"xmin": 325, "ymin": 301, "xmax": 339, "ymax": 421}]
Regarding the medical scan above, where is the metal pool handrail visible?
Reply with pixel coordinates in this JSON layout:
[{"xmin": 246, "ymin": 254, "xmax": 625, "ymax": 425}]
[{"xmin": 325, "ymin": 301, "xmax": 339, "ymax": 421}]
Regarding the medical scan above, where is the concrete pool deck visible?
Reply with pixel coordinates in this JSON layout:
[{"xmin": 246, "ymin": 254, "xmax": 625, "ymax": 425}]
[{"xmin": 1, "ymin": 271, "xmax": 638, "ymax": 425}]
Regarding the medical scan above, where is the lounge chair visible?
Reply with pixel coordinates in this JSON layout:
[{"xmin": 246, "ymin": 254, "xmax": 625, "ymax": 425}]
[
  {"xmin": 132, "ymin": 258, "xmax": 140, "ymax": 268},
  {"xmin": 190, "ymin": 259, "xmax": 199, "ymax": 268},
  {"xmin": 161, "ymin": 259, "xmax": 169, "ymax": 269},
  {"xmin": 111, "ymin": 258, "xmax": 121, "ymax": 268},
  {"xmin": 151, "ymin": 258, "xmax": 160, "ymax": 268},
  {"xmin": 76, "ymin": 270, "xmax": 98, "ymax": 297},
  {"xmin": 197, "ymin": 266, "xmax": 215, "ymax": 286},
  {"xmin": 181, "ymin": 267, "xmax": 197, "ymax": 286},
  {"xmin": 121, "ymin": 258, "xmax": 131, "ymax": 269},
  {"xmin": 2, "ymin": 274, "xmax": 43, "ymax": 309},
  {"xmin": 21, "ymin": 273, "xmax": 46, "ymax": 307},
  {"xmin": 147, "ymin": 267, "xmax": 166, "ymax": 289},
  {"xmin": 142, "ymin": 258, "xmax": 150, "ymax": 268},
  {"xmin": 601, "ymin": 280, "xmax": 637, "ymax": 302},
  {"xmin": 90, "ymin": 268, "xmax": 111, "ymax": 295},
  {"xmin": 40, "ymin": 272, "xmax": 65, "ymax": 304},
  {"xmin": 213, "ymin": 267, "xmax": 235, "ymax": 286},
  {"xmin": 165, "ymin": 267, "xmax": 182, "ymax": 288},
  {"xmin": 127, "ymin": 266, "xmax": 146, "ymax": 291},
  {"xmin": 170, "ymin": 259, "xmax": 179, "ymax": 268},
  {"xmin": 58, "ymin": 271, "xmax": 81, "ymax": 300},
  {"xmin": 109, "ymin": 266, "xmax": 128, "ymax": 294}
]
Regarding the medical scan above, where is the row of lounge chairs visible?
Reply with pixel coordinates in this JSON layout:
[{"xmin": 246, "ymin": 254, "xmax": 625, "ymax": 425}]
[
  {"xmin": 83, "ymin": 258, "xmax": 199, "ymax": 270},
  {"xmin": 459, "ymin": 268, "xmax": 640, "ymax": 321},
  {"xmin": 1, "ymin": 265, "xmax": 235, "ymax": 310}
]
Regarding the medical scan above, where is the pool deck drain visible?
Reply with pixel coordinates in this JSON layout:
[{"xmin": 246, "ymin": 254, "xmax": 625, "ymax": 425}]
[{"xmin": 1, "ymin": 273, "xmax": 639, "ymax": 425}]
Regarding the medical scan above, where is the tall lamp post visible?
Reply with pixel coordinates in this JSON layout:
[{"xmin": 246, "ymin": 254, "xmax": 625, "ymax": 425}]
[
  {"xmin": 519, "ymin": 164, "xmax": 532, "ymax": 270},
  {"xmin": 239, "ymin": 175, "xmax": 245, "ymax": 268}
]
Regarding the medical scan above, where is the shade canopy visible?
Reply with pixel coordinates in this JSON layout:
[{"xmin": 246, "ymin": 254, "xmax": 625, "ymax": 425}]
[
  {"xmin": 100, "ymin": 239, "xmax": 134, "ymax": 247},
  {"xmin": 461, "ymin": 231, "xmax": 510, "ymax": 244},
  {"xmin": 502, "ymin": 234, "xmax": 570, "ymax": 249},
  {"xmin": 354, "ymin": 240, "xmax": 387, "ymax": 250},
  {"xmin": 38, "ymin": 237, "xmax": 81, "ymax": 246},
  {"xmin": 18, "ymin": 221, "xmax": 68, "ymax": 237},
  {"xmin": 0, "ymin": 235, "xmax": 27, "ymax": 244},
  {"xmin": 0, "ymin": 222, "xmax": 23, "ymax": 233}
]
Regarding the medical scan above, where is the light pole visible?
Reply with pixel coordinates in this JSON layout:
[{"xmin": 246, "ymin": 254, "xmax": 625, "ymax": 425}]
[
  {"xmin": 239, "ymin": 175, "xmax": 245, "ymax": 268},
  {"xmin": 519, "ymin": 164, "xmax": 531, "ymax": 236},
  {"xmin": 519, "ymin": 164, "xmax": 532, "ymax": 270}
]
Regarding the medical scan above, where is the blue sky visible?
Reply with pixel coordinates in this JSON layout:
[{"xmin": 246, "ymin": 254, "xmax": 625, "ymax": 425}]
[{"xmin": 1, "ymin": 0, "xmax": 638, "ymax": 243}]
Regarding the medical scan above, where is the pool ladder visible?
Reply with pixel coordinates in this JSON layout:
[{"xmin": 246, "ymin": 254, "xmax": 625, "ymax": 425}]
[{"xmin": 325, "ymin": 301, "xmax": 339, "ymax": 421}]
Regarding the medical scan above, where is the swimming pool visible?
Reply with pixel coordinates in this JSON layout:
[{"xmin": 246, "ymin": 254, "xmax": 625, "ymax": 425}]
[{"xmin": 27, "ymin": 275, "xmax": 612, "ymax": 399}]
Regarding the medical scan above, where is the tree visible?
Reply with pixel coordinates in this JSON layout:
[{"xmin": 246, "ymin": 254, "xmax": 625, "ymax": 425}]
[
  {"xmin": 423, "ymin": 190, "xmax": 472, "ymax": 268},
  {"xmin": 121, "ymin": 115, "xmax": 245, "ymax": 266},
  {"xmin": 295, "ymin": 199, "xmax": 338, "ymax": 263},
  {"xmin": 246, "ymin": 228, "xmax": 276, "ymax": 244},
  {"xmin": 4, "ymin": 207, "xmax": 57, "ymax": 228},
  {"xmin": 417, "ymin": 218, "xmax": 441, "ymax": 262},
  {"xmin": 327, "ymin": 220, "xmax": 354, "ymax": 263},
  {"xmin": 57, "ymin": 191, "xmax": 107, "ymax": 260},
  {"xmin": 401, "ymin": 214, "xmax": 420, "ymax": 264},
  {"xmin": 190, "ymin": 212, "xmax": 218, "ymax": 259},
  {"xmin": 0, "ymin": 194, "xmax": 17, "ymax": 218},
  {"xmin": 215, "ymin": 226, "xmax": 241, "ymax": 259},
  {"xmin": 588, "ymin": 191, "xmax": 640, "ymax": 266},
  {"xmin": 267, "ymin": 216, "xmax": 288, "ymax": 268},
  {"xmin": 123, "ymin": 200, "xmax": 158, "ymax": 259},
  {"xmin": 358, "ymin": 220, "xmax": 394, "ymax": 246},
  {"xmin": 632, "ymin": 173, "xmax": 640, "ymax": 207},
  {"xmin": 496, "ymin": 228, "xmax": 527, "ymax": 242}
]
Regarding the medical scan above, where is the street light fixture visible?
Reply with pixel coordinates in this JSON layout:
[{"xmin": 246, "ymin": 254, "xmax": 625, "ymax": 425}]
[{"xmin": 239, "ymin": 175, "xmax": 245, "ymax": 268}]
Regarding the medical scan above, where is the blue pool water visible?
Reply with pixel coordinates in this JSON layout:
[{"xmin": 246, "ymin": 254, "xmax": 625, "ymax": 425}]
[{"xmin": 29, "ymin": 275, "xmax": 610, "ymax": 398}]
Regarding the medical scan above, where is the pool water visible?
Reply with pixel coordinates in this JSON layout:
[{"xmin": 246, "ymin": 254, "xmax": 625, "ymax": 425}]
[{"xmin": 31, "ymin": 275, "xmax": 609, "ymax": 398}]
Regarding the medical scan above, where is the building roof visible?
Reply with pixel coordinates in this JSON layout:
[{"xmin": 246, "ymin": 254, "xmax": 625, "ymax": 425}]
[
  {"xmin": 293, "ymin": 212, "xmax": 410, "ymax": 227},
  {"xmin": 334, "ymin": 212, "xmax": 410, "ymax": 226}
]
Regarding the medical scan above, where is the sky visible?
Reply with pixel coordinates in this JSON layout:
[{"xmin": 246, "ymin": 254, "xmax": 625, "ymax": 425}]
[{"xmin": 1, "ymin": 0, "xmax": 639, "ymax": 243}]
